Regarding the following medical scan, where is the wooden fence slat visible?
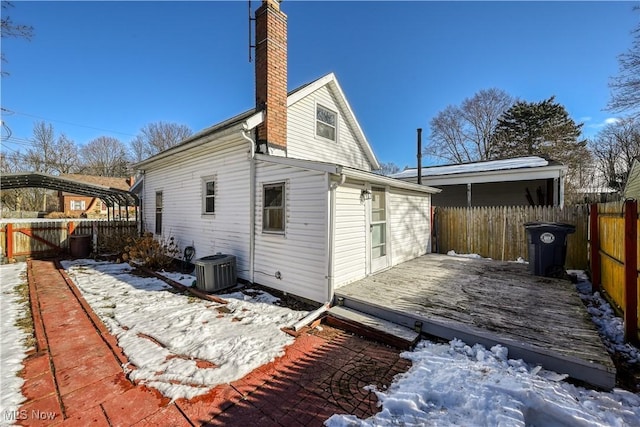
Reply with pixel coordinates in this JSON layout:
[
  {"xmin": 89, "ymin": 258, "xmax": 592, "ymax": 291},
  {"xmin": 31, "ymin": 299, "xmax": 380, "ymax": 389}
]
[{"xmin": 435, "ymin": 205, "xmax": 589, "ymax": 269}]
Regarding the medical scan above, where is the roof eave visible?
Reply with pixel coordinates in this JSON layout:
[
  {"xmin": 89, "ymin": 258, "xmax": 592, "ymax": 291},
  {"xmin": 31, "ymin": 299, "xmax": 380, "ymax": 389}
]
[{"xmin": 135, "ymin": 111, "xmax": 264, "ymax": 170}]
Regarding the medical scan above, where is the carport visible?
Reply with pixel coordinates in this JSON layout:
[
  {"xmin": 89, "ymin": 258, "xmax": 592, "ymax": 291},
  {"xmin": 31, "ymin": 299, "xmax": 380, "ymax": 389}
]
[{"xmin": 0, "ymin": 172, "xmax": 139, "ymax": 221}]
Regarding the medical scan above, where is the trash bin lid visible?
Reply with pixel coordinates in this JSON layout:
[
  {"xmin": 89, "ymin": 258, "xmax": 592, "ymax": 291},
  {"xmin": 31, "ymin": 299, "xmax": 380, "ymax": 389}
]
[{"xmin": 523, "ymin": 221, "xmax": 575, "ymax": 232}]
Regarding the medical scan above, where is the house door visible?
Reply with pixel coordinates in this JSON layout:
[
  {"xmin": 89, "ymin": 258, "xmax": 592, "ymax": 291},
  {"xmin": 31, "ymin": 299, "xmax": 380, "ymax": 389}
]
[{"xmin": 370, "ymin": 186, "xmax": 389, "ymax": 272}]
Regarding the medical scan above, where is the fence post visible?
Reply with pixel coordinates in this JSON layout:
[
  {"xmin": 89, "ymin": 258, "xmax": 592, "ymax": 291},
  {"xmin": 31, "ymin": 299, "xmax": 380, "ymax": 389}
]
[
  {"xmin": 624, "ymin": 199, "xmax": 638, "ymax": 344},
  {"xmin": 6, "ymin": 223, "xmax": 13, "ymax": 260},
  {"xmin": 589, "ymin": 203, "xmax": 600, "ymax": 293}
]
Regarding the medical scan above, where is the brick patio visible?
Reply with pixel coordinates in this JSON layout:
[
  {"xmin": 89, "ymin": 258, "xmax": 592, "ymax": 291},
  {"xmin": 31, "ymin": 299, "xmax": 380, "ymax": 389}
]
[{"xmin": 16, "ymin": 260, "xmax": 411, "ymax": 426}]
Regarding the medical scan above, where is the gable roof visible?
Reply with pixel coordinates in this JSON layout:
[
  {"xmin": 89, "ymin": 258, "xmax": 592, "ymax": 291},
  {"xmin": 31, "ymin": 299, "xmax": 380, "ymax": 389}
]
[
  {"xmin": 287, "ymin": 73, "xmax": 379, "ymax": 169},
  {"xmin": 135, "ymin": 73, "xmax": 380, "ymax": 170}
]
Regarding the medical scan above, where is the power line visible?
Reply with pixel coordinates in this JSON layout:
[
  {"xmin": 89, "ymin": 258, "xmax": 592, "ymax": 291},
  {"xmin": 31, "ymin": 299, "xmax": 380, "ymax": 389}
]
[{"xmin": 1, "ymin": 107, "xmax": 137, "ymax": 138}]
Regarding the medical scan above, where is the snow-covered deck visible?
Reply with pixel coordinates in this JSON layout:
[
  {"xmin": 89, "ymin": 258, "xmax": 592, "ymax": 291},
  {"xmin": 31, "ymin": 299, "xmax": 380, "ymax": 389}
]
[{"xmin": 334, "ymin": 254, "xmax": 616, "ymax": 389}]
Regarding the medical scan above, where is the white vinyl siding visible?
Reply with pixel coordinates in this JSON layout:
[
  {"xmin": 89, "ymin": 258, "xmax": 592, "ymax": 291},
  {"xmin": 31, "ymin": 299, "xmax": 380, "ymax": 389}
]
[
  {"xmin": 287, "ymin": 85, "xmax": 372, "ymax": 171},
  {"xmin": 254, "ymin": 160, "xmax": 328, "ymax": 303},
  {"xmin": 389, "ymin": 189, "xmax": 431, "ymax": 265},
  {"xmin": 141, "ymin": 135, "xmax": 251, "ymax": 280},
  {"xmin": 333, "ymin": 182, "xmax": 367, "ymax": 289}
]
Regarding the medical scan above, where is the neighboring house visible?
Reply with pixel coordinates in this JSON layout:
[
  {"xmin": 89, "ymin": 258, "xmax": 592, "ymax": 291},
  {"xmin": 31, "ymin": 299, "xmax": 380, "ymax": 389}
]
[
  {"xmin": 59, "ymin": 174, "xmax": 134, "ymax": 217},
  {"xmin": 391, "ymin": 156, "xmax": 567, "ymax": 207},
  {"xmin": 623, "ymin": 157, "xmax": 640, "ymax": 201},
  {"xmin": 134, "ymin": 0, "xmax": 439, "ymax": 303}
]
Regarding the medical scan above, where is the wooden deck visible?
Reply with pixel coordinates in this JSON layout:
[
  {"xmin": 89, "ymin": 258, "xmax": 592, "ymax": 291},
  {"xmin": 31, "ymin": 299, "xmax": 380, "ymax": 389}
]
[{"xmin": 334, "ymin": 254, "xmax": 616, "ymax": 389}]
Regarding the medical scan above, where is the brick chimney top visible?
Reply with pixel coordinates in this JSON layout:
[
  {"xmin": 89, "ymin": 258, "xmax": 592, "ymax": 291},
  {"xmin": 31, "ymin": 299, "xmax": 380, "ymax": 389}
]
[{"xmin": 255, "ymin": 0, "xmax": 287, "ymax": 151}]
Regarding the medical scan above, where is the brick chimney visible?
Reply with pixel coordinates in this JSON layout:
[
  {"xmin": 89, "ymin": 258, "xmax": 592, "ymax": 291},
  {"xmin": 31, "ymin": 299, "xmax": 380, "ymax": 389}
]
[{"xmin": 255, "ymin": 0, "xmax": 287, "ymax": 151}]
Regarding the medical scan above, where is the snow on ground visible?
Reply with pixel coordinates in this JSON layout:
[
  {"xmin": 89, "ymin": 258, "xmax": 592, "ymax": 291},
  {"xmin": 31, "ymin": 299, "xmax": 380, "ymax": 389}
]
[
  {"xmin": 0, "ymin": 263, "xmax": 29, "ymax": 424},
  {"xmin": 327, "ymin": 266, "xmax": 640, "ymax": 427},
  {"xmin": 445, "ymin": 250, "xmax": 485, "ymax": 260},
  {"xmin": 61, "ymin": 259, "xmax": 308, "ymax": 401},
  {"xmin": 4, "ymin": 257, "xmax": 640, "ymax": 425},
  {"xmin": 570, "ymin": 270, "xmax": 640, "ymax": 364},
  {"xmin": 326, "ymin": 339, "xmax": 640, "ymax": 427}
]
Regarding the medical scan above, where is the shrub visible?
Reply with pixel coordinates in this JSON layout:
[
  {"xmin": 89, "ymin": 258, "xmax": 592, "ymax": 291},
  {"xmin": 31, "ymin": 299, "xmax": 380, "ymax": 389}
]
[
  {"xmin": 123, "ymin": 232, "xmax": 180, "ymax": 270},
  {"xmin": 98, "ymin": 227, "xmax": 138, "ymax": 255},
  {"xmin": 45, "ymin": 211, "xmax": 79, "ymax": 219}
]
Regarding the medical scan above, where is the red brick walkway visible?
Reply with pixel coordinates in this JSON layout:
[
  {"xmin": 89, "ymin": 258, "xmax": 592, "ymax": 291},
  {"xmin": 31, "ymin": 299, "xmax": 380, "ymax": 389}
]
[{"xmin": 18, "ymin": 260, "xmax": 411, "ymax": 426}]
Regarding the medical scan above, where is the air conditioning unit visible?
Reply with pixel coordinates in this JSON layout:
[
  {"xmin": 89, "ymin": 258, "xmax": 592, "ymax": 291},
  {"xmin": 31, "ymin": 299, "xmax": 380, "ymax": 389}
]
[{"xmin": 194, "ymin": 254, "xmax": 237, "ymax": 292}]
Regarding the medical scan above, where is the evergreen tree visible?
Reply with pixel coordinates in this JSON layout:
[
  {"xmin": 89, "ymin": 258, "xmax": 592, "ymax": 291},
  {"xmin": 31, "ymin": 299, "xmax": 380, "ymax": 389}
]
[
  {"xmin": 492, "ymin": 96, "xmax": 587, "ymax": 162},
  {"xmin": 492, "ymin": 97, "xmax": 590, "ymax": 198}
]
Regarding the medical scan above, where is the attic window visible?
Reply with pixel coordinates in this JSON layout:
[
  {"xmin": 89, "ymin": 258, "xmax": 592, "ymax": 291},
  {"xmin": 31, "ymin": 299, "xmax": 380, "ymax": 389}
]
[{"xmin": 316, "ymin": 104, "xmax": 337, "ymax": 141}]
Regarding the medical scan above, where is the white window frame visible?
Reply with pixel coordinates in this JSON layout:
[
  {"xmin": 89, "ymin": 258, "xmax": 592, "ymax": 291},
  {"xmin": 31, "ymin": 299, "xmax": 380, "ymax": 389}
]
[
  {"xmin": 155, "ymin": 191, "xmax": 163, "ymax": 235},
  {"xmin": 70, "ymin": 200, "xmax": 86, "ymax": 211},
  {"xmin": 315, "ymin": 102, "xmax": 338, "ymax": 142},
  {"xmin": 202, "ymin": 175, "xmax": 216, "ymax": 215},
  {"xmin": 262, "ymin": 182, "xmax": 286, "ymax": 235}
]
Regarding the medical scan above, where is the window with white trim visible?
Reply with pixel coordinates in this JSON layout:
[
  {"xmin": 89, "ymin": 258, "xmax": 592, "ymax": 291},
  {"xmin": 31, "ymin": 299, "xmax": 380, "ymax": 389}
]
[
  {"xmin": 316, "ymin": 104, "xmax": 337, "ymax": 141},
  {"xmin": 70, "ymin": 200, "xmax": 85, "ymax": 211},
  {"xmin": 263, "ymin": 183, "xmax": 285, "ymax": 233},
  {"xmin": 202, "ymin": 177, "xmax": 215, "ymax": 214},
  {"xmin": 155, "ymin": 191, "xmax": 163, "ymax": 235}
]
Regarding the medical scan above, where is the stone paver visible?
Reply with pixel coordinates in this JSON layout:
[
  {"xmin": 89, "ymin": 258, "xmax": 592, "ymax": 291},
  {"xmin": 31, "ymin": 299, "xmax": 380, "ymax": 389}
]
[{"xmin": 16, "ymin": 259, "xmax": 410, "ymax": 426}]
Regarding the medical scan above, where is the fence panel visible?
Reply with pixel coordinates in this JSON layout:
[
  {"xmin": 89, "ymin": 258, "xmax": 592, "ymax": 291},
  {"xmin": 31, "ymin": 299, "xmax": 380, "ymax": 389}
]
[
  {"xmin": 591, "ymin": 200, "xmax": 639, "ymax": 343},
  {"xmin": 1, "ymin": 219, "xmax": 138, "ymax": 261},
  {"xmin": 435, "ymin": 205, "xmax": 589, "ymax": 269},
  {"xmin": 597, "ymin": 201, "xmax": 626, "ymax": 309}
]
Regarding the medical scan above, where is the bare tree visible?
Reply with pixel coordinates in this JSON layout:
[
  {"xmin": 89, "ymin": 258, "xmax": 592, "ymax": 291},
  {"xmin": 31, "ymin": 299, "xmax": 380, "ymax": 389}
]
[
  {"xmin": 1, "ymin": 1, "xmax": 34, "ymax": 77},
  {"xmin": 374, "ymin": 162, "xmax": 401, "ymax": 176},
  {"xmin": 590, "ymin": 118, "xmax": 640, "ymax": 191},
  {"xmin": 81, "ymin": 136, "xmax": 130, "ymax": 177},
  {"xmin": 608, "ymin": 7, "xmax": 640, "ymax": 118},
  {"xmin": 426, "ymin": 88, "xmax": 515, "ymax": 163},
  {"xmin": 14, "ymin": 122, "xmax": 79, "ymax": 211},
  {"xmin": 23, "ymin": 121, "xmax": 80, "ymax": 174},
  {"xmin": 0, "ymin": 151, "xmax": 26, "ymax": 211},
  {"xmin": 131, "ymin": 122, "xmax": 192, "ymax": 162}
]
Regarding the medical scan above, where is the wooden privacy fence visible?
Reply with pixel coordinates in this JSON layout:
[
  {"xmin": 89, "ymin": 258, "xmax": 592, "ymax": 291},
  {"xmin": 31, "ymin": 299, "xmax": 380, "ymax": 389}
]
[
  {"xmin": 434, "ymin": 205, "xmax": 589, "ymax": 269},
  {"xmin": 590, "ymin": 200, "xmax": 639, "ymax": 343},
  {"xmin": 1, "ymin": 219, "xmax": 138, "ymax": 261}
]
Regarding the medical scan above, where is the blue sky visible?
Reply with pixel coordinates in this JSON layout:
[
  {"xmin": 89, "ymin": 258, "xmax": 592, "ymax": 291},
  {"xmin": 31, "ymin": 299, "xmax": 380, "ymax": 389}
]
[{"xmin": 1, "ymin": 1, "xmax": 638, "ymax": 169}]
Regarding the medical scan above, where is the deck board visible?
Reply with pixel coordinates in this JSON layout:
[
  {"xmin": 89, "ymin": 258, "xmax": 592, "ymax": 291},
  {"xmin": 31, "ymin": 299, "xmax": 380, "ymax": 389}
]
[{"xmin": 334, "ymin": 254, "xmax": 616, "ymax": 389}]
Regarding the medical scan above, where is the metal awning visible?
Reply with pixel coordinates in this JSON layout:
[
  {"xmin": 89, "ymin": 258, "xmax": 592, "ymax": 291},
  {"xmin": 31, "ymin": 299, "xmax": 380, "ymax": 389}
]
[{"xmin": 1, "ymin": 172, "xmax": 138, "ymax": 207}]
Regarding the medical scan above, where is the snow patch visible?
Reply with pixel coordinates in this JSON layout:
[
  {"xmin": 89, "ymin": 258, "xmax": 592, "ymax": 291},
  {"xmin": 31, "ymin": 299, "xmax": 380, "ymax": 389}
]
[
  {"xmin": 61, "ymin": 259, "xmax": 308, "ymax": 401},
  {"xmin": 0, "ymin": 263, "xmax": 30, "ymax": 425}
]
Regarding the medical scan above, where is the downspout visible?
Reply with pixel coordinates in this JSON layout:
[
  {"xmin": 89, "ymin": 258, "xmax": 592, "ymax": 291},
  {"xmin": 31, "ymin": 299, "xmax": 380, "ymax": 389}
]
[
  {"xmin": 241, "ymin": 126, "xmax": 256, "ymax": 284},
  {"xmin": 327, "ymin": 172, "xmax": 346, "ymax": 302}
]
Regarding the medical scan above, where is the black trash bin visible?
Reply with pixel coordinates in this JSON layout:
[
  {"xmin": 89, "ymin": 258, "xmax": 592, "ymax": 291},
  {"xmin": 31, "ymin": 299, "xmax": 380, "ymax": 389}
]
[
  {"xmin": 523, "ymin": 222, "xmax": 575, "ymax": 278},
  {"xmin": 69, "ymin": 234, "xmax": 92, "ymax": 258}
]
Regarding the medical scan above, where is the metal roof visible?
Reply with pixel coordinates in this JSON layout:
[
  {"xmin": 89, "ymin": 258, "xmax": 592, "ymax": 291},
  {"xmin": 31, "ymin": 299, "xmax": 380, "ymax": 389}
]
[{"xmin": 0, "ymin": 172, "xmax": 138, "ymax": 207}]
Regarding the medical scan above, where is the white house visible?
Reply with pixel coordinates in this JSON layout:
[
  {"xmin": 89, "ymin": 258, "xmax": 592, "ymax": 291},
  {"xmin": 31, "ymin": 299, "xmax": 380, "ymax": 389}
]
[
  {"xmin": 392, "ymin": 156, "xmax": 567, "ymax": 207},
  {"xmin": 623, "ymin": 157, "xmax": 640, "ymax": 201},
  {"xmin": 134, "ymin": 0, "xmax": 439, "ymax": 304}
]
